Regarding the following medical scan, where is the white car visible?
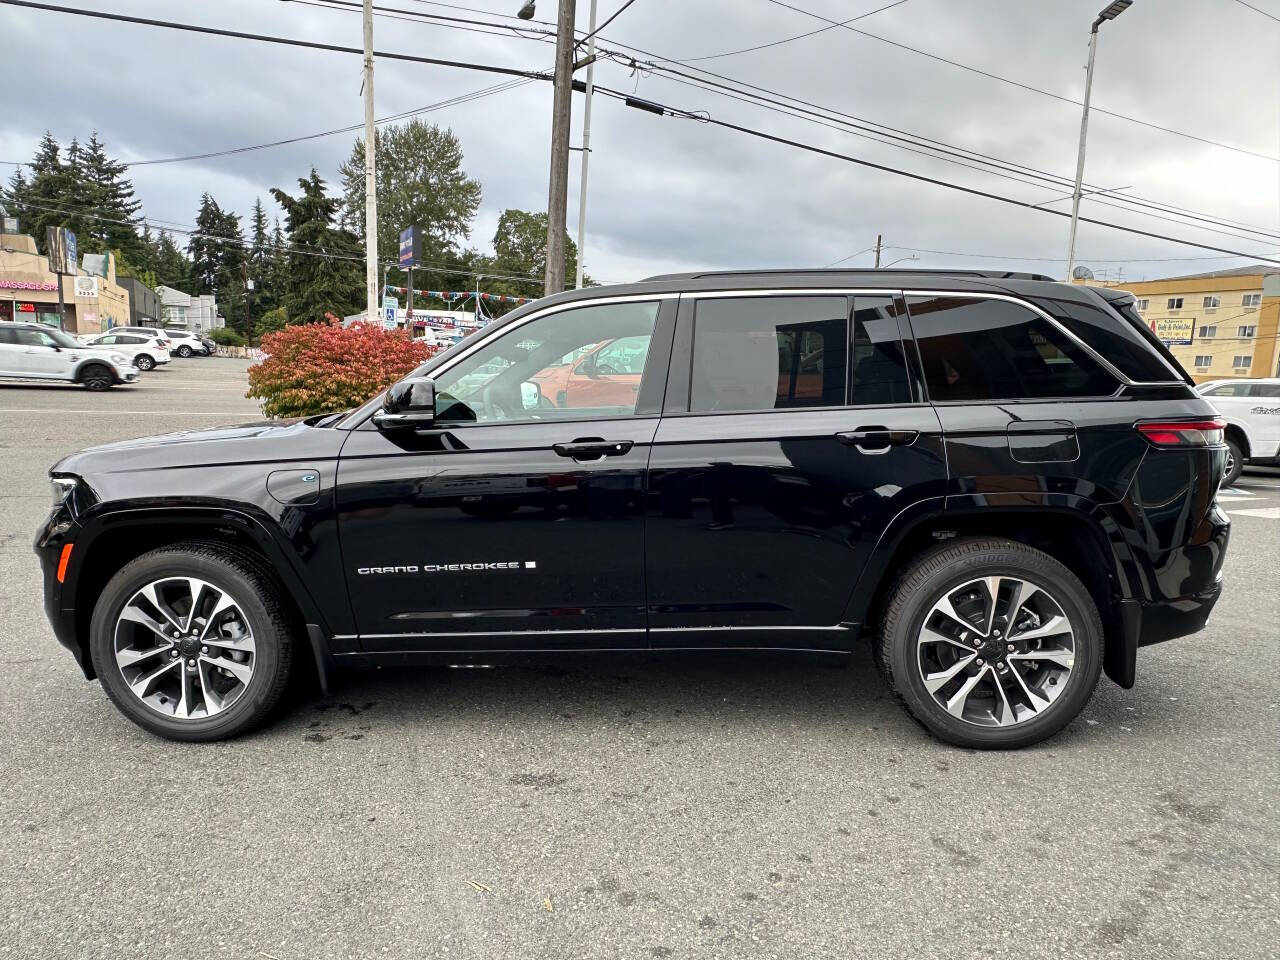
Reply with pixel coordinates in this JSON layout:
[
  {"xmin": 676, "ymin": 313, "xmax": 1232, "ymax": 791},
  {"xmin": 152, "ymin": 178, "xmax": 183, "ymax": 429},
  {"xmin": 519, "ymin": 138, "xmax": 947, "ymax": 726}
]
[
  {"xmin": 81, "ymin": 331, "xmax": 171, "ymax": 371},
  {"xmin": 0, "ymin": 322, "xmax": 138, "ymax": 390},
  {"xmin": 1197, "ymin": 378, "xmax": 1280, "ymax": 484}
]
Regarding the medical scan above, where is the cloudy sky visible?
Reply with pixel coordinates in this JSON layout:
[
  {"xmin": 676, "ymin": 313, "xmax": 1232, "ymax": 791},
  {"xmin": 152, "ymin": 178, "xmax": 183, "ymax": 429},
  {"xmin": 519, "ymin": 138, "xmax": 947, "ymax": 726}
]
[{"xmin": 2, "ymin": 0, "xmax": 1278, "ymax": 291}]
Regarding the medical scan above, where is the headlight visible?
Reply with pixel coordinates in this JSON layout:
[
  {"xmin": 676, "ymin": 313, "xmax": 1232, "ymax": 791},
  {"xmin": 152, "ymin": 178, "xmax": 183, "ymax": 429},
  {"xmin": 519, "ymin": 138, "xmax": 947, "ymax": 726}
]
[
  {"xmin": 51, "ymin": 476, "xmax": 78, "ymax": 507},
  {"xmin": 110, "ymin": 353, "xmax": 129, "ymax": 365}
]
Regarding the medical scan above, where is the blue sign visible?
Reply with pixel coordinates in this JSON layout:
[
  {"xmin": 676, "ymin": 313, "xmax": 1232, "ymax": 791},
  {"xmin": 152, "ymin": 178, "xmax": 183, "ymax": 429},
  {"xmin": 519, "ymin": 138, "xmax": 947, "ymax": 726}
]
[
  {"xmin": 63, "ymin": 229, "xmax": 77, "ymax": 274},
  {"xmin": 384, "ymin": 305, "xmax": 396, "ymax": 324},
  {"xmin": 398, "ymin": 227, "xmax": 418, "ymax": 268}
]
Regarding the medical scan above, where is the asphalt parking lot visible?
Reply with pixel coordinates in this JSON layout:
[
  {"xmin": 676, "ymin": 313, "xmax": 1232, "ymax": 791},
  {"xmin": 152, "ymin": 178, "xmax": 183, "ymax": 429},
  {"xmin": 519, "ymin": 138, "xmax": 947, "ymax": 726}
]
[{"xmin": 1, "ymin": 359, "xmax": 1277, "ymax": 960}]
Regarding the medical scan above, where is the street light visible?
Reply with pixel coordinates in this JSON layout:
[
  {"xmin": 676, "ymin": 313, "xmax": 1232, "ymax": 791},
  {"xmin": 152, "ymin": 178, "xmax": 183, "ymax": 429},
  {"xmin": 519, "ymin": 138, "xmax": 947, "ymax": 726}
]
[
  {"xmin": 516, "ymin": 1, "xmax": 536, "ymax": 19},
  {"xmin": 1065, "ymin": 0, "xmax": 1132, "ymax": 281}
]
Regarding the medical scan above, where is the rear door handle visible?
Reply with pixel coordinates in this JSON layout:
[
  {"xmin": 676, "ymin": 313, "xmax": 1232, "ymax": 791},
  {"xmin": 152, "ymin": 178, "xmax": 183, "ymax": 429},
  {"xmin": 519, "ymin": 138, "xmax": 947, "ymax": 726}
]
[
  {"xmin": 836, "ymin": 428, "xmax": 919, "ymax": 453},
  {"xmin": 553, "ymin": 438, "xmax": 635, "ymax": 461}
]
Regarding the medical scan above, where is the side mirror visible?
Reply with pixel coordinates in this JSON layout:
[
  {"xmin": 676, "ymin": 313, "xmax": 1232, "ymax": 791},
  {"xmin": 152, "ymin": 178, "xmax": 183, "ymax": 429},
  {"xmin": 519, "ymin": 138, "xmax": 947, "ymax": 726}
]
[
  {"xmin": 520, "ymin": 381, "xmax": 544, "ymax": 410},
  {"xmin": 373, "ymin": 376, "xmax": 436, "ymax": 431}
]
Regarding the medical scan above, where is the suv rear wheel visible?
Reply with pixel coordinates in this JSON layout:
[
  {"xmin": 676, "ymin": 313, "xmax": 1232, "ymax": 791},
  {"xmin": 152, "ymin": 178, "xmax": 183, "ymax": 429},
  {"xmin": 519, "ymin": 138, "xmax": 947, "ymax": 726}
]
[
  {"xmin": 175, "ymin": 343, "xmax": 192, "ymax": 358},
  {"xmin": 1223, "ymin": 437, "xmax": 1244, "ymax": 486},
  {"xmin": 89, "ymin": 542, "xmax": 296, "ymax": 741},
  {"xmin": 134, "ymin": 354, "xmax": 155, "ymax": 371},
  {"xmin": 875, "ymin": 538, "xmax": 1102, "ymax": 749}
]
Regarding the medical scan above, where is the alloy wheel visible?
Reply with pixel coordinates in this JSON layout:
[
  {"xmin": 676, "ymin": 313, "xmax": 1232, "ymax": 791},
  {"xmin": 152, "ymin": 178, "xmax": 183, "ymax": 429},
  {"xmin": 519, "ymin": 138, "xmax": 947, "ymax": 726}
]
[
  {"xmin": 917, "ymin": 576, "xmax": 1075, "ymax": 727},
  {"xmin": 1224, "ymin": 449, "xmax": 1235, "ymax": 480},
  {"xmin": 113, "ymin": 577, "xmax": 256, "ymax": 719}
]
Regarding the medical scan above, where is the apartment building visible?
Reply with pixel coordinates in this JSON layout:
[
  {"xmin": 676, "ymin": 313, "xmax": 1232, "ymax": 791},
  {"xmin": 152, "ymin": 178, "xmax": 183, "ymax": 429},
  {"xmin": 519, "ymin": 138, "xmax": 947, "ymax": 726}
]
[{"xmin": 1078, "ymin": 265, "xmax": 1279, "ymax": 382}]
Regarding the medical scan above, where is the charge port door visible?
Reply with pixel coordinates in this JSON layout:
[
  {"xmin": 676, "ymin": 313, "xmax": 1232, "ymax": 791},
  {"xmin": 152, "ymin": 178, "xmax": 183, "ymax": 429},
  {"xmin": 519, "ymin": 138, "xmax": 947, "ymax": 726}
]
[{"xmin": 1007, "ymin": 420, "xmax": 1079, "ymax": 464}]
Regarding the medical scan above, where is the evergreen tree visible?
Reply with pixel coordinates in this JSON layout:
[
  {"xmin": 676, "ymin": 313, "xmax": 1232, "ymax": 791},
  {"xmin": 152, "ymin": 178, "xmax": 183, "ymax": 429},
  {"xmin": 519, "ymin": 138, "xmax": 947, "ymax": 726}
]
[
  {"xmin": 188, "ymin": 193, "xmax": 245, "ymax": 301},
  {"xmin": 153, "ymin": 229, "xmax": 192, "ymax": 287},
  {"xmin": 80, "ymin": 132, "xmax": 143, "ymax": 259},
  {"xmin": 23, "ymin": 132, "xmax": 76, "ymax": 256},
  {"xmin": 248, "ymin": 198, "xmax": 275, "ymax": 313},
  {"xmin": 270, "ymin": 169, "xmax": 362, "ymax": 323}
]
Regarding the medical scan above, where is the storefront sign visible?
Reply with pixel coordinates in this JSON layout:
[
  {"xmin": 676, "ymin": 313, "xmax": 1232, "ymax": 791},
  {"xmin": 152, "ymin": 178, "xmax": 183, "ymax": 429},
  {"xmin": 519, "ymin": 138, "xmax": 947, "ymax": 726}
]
[
  {"xmin": 74, "ymin": 276, "xmax": 99, "ymax": 297},
  {"xmin": 1152, "ymin": 316, "xmax": 1193, "ymax": 346},
  {"xmin": 15, "ymin": 301, "xmax": 37, "ymax": 313},
  {"xmin": 0, "ymin": 279, "xmax": 58, "ymax": 291}
]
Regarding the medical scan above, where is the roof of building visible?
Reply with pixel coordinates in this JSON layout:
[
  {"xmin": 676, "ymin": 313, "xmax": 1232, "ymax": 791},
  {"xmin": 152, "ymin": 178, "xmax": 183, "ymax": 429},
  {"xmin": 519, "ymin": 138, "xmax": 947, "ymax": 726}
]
[{"xmin": 1160, "ymin": 263, "xmax": 1280, "ymax": 282}]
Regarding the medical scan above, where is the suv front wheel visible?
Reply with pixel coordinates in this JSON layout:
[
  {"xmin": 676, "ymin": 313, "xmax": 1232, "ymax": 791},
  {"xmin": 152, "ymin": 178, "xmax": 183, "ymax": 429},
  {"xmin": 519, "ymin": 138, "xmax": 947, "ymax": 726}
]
[
  {"xmin": 876, "ymin": 538, "xmax": 1103, "ymax": 749},
  {"xmin": 89, "ymin": 542, "xmax": 296, "ymax": 741}
]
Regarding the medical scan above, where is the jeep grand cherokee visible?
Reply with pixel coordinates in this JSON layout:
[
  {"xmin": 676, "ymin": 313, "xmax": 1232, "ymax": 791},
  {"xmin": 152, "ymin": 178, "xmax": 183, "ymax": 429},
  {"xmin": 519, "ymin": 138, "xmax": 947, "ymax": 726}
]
[{"xmin": 36, "ymin": 269, "xmax": 1230, "ymax": 748}]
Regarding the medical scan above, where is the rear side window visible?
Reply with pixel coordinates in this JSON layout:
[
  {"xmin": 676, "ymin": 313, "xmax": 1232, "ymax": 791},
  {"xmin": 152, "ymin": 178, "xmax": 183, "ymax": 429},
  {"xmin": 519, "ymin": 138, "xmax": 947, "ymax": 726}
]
[
  {"xmin": 907, "ymin": 296, "xmax": 1117, "ymax": 402},
  {"xmin": 1204, "ymin": 383, "xmax": 1252, "ymax": 397},
  {"xmin": 690, "ymin": 296, "xmax": 847, "ymax": 412},
  {"xmin": 1253, "ymin": 383, "xmax": 1280, "ymax": 398},
  {"xmin": 1039, "ymin": 296, "xmax": 1183, "ymax": 383}
]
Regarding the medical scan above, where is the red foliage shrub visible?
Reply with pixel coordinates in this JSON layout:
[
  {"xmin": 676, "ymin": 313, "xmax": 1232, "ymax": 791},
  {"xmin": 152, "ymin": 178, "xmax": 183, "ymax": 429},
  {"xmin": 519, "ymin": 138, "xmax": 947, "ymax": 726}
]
[{"xmin": 247, "ymin": 316, "xmax": 438, "ymax": 418}]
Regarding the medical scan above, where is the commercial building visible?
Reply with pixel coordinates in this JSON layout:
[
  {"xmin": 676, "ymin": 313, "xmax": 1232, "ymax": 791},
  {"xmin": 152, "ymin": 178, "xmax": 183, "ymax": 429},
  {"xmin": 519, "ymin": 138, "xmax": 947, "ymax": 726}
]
[
  {"xmin": 1077, "ymin": 265, "xmax": 1280, "ymax": 382},
  {"xmin": 0, "ymin": 231, "xmax": 132, "ymax": 334},
  {"xmin": 118, "ymin": 276, "xmax": 162, "ymax": 327},
  {"xmin": 156, "ymin": 285, "xmax": 223, "ymax": 334}
]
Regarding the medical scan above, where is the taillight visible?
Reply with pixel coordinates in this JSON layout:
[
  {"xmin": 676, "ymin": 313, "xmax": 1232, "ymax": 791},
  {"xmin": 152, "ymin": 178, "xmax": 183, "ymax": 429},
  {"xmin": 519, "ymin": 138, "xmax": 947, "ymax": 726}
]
[{"xmin": 1136, "ymin": 418, "xmax": 1225, "ymax": 447}]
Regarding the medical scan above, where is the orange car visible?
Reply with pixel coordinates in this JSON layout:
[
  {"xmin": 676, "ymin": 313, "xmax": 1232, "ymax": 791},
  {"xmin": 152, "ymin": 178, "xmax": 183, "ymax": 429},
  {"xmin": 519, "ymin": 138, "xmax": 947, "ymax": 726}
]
[{"xmin": 528, "ymin": 335, "xmax": 648, "ymax": 410}]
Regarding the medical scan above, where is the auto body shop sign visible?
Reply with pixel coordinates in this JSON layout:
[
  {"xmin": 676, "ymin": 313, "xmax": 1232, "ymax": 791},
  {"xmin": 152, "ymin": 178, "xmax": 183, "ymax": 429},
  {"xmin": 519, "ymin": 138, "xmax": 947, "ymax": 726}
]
[{"xmin": 1150, "ymin": 317, "xmax": 1193, "ymax": 346}]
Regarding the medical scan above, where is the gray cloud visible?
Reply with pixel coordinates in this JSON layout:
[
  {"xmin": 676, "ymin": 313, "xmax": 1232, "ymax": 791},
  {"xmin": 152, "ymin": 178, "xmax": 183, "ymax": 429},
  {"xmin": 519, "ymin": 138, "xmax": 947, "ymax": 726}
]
[{"xmin": 2, "ymin": 0, "xmax": 1276, "ymax": 286}]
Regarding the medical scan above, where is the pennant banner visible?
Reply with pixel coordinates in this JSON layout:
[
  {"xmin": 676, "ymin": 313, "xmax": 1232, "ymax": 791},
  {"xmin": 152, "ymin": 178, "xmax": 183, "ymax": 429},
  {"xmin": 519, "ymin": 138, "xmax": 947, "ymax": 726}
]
[{"xmin": 384, "ymin": 284, "xmax": 536, "ymax": 305}]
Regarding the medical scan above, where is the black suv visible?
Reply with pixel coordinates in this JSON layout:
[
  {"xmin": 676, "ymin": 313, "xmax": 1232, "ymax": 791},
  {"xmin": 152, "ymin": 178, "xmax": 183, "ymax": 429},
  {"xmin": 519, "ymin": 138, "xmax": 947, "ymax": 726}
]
[{"xmin": 36, "ymin": 270, "xmax": 1230, "ymax": 748}]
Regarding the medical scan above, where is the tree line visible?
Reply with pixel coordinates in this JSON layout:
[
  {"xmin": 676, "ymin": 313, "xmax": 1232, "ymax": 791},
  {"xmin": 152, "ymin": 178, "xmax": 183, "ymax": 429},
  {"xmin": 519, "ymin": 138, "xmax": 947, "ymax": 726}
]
[{"xmin": 2, "ymin": 120, "xmax": 580, "ymax": 338}]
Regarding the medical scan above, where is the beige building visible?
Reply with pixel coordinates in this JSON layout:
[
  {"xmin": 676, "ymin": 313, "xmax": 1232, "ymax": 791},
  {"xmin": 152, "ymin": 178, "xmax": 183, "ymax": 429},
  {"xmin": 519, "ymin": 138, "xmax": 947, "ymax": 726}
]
[
  {"xmin": 0, "ymin": 231, "xmax": 132, "ymax": 334},
  {"xmin": 1076, "ymin": 265, "xmax": 1280, "ymax": 383}
]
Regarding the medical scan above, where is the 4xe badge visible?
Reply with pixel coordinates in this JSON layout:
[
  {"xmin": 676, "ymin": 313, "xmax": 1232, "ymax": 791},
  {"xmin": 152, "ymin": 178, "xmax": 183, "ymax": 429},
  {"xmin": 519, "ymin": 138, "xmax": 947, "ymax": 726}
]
[{"xmin": 356, "ymin": 561, "xmax": 537, "ymax": 575}]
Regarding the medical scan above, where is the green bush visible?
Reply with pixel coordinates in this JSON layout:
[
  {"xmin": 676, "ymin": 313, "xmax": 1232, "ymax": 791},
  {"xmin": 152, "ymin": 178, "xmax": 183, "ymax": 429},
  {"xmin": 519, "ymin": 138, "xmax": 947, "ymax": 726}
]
[
  {"xmin": 255, "ymin": 307, "xmax": 287, "ymax": 337},
  {"xmin": 208, "ymin": 328, "xmax": 246, "ymax": 347}
]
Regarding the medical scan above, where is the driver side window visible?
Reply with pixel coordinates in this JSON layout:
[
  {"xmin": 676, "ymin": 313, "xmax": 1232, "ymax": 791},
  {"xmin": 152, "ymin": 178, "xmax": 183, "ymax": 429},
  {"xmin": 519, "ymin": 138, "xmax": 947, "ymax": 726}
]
[{"xmin": 432, "ymin": 301, "xmax": 660, "ymax": 424}]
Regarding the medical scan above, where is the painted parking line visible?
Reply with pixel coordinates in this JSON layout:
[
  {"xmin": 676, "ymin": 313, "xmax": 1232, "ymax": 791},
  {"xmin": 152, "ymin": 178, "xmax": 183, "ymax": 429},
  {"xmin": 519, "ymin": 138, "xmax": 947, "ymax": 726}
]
[{"xmin": 1226, "ymin": 507, "xmax": 1280, "ymax": 519}]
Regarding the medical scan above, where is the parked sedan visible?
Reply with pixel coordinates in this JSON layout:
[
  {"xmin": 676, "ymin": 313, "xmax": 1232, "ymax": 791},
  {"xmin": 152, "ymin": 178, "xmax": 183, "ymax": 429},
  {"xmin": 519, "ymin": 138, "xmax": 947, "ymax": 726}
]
[{"xmin": 81, "ymin": 332, "xmax": 171, "ymax": 371}]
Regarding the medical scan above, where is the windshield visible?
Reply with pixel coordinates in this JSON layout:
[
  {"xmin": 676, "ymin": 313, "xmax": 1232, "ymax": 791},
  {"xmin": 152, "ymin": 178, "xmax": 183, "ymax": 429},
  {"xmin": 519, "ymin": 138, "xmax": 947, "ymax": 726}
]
[{"xmin": 46, "ymin": 329, "xmax": 82, "ymax": 349}]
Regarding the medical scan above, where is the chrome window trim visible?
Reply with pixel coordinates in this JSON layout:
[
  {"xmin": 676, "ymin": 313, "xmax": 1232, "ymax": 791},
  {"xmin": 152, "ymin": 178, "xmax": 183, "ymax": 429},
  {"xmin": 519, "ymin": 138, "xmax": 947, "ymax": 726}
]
[
  {"xmin": 681, "ymin": 288, "xmax": 900, "ymax": 298},
  {"xmin": 902, "ymin": 289, "xmax": 1137, "ymax": 388},
  {"xmin": 345, "ymin": 292, "xmax": 675, "ymax": 428}
]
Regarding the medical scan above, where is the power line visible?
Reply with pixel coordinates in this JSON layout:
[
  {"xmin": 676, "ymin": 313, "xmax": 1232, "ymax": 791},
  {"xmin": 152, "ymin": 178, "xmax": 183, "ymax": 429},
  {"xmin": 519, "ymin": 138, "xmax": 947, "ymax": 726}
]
[
  {"xmin": 590, "ymin": 83, "xmax": 1280, "ymax": 265},
  {"xmin": 1229, "ymin": 0, "xmax": 1280, "ymax": 23},
  {"xmin": 0, "ymin": 1, "xmax": 548, "ymax": 80},
  {"xmin": 677, "ymin": 0, "xmax": 909, "ymax": 63},
  {"xmin": 748, "ymin": 0, "xmax": 1279, "ymax": 163},
  {"xmin": 879, "ymin": 244, "xmax": 1280, "ymax": 264},
  {"xmin": 580, "ymin": 0, "xmax": 641, "ymax": 46}
]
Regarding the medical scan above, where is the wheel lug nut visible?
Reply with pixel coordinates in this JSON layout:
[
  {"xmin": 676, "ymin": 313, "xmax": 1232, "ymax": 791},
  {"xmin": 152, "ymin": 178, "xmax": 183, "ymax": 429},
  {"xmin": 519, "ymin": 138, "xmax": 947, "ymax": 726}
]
[
  {"xmin": 200, "ymin": 646, "xmax": 208, "ymax": 654},
  {"xmin": 976, "ymin": 658, "xmax": 985, "ymax": 666},
  {"xmin": 187, "ymin": 659, "xmax": 196, "ymax": 667},
  {"xmin": 1007, "ymin": 644, "xmax": 1015, "ymax": 652},
  {"xmin": 993, "ymin": 629, "xmax": 1002, "ymax": 637},
  {"xmin": 170, "ymin": 650, "xmax": 178, "ymax": 658}
]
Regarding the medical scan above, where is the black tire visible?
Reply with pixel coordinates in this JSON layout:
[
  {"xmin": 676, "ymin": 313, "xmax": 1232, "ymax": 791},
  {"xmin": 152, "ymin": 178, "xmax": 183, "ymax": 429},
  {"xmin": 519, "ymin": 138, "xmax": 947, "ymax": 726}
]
[
  {"xmin": 89, "ymin": 541, "xmax": 297, "ymax": 741},
  {"xmin": 78, "ymin": 363, "xmax": 114, "ymax": 391},
  {"xmin": 1223, "ymin": 438, "xmax": 1244, "ymax": 487},
  {"xmin": 176, "ymin": 344, "xmax": 193, "ymax": 358},
  {"xmin": 135, "ymin": 354, "xmax": 155, "ymax": 371},
  {"xmin": 874, "ymin": 537, "xmax": 1103, "ymax": 750}
]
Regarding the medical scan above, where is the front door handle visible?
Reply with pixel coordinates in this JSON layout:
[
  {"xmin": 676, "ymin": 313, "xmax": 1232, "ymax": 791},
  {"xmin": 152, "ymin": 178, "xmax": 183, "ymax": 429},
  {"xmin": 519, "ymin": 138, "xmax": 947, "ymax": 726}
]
[
  {"xmin": 553, "ymin": 438, "xmax": 634, "ymax": 461},
  {"xmin": 836, "ymin": 427, "xmax": 919, "ymax": 453}
]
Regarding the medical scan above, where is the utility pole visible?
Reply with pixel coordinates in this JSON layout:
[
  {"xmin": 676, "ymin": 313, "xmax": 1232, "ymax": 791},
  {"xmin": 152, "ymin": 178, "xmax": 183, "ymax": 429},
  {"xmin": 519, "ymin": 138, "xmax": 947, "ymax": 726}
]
[
  {"xmin": 362, "ymin": 0, "xmax": 380, "ymax": 323},
  {"xmin": 873, "ymin": 234, "xmax": 882, "ymax": 268},
  {"xmin": 242, "ymin": 261, "xmax": 253, "ymax": 342},
  {"xmin": 544, "ymin": 0, "xmax": 576, "ymax": 295},
  {"xmin": 1066, "ymin": 1, "xmax": 1132, "ymax": 282},
  {"xmin": 574, "ymin": 0, "xmax": 597, "ymax": 289}
]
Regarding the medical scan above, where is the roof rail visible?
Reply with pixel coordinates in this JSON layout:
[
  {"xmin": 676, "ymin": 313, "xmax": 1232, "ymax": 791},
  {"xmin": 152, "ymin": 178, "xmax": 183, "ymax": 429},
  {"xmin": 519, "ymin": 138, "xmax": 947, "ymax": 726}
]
[{"xmin": 640, "ymin": 267, "xmax": 1058, "ymax": 283}]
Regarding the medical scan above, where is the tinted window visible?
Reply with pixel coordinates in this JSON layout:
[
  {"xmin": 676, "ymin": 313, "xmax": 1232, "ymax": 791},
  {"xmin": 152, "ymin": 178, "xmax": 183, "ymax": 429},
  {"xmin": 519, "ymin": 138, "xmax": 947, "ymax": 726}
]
[
  {"xmin": 1043, "ymin": 296, "xmax": 1182, "ymax": 383},
  {"xmin": 432, "ymin": 301, "xmax": 659, "ymax": 424},
  {"xmin": 1204, "ymin": 383, "xmax": 1252, "ymax": 397},
  {"xmin": 691, "ymin": 297, "xmax": 847, "ymax": 413},
  {"xmin": 95, "ymin": 335, "xmax": 117, "ymax": 344},
  {"xmin": 15, "ymin": 328, "xmax": 57, "ymax": 347},
  {"xmin": 0, "ymin": 328, "xmax": 16, "ymax": 345},
  {"xmin": 119, "ymin": 335, "xmax": 146, "ymax": 344},
  {"xmin": 850, "ymin": 297, "xmax": 911, "ymax": 405},
  {"xmin": 1254, "ymin": 383, "xmax": 1280, "ymax": 398},
  {"xmin": 908, "ymin": 296, "xmax": 1117, "ymax": 401}
]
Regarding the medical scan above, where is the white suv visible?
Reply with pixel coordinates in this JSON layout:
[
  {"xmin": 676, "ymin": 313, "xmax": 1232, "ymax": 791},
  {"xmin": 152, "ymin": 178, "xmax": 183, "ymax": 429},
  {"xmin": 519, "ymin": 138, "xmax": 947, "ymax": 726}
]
[
  {"xmin": 1198, "ymin": 378, "xmax": 1280, "ymax": 484},
  {"xmin": 81, "ymin": 332, "xmax": 171, "ymax": 371},
  {"xmin": 0, "ymin": 322, "xmax": 138, "ymax": 390}
]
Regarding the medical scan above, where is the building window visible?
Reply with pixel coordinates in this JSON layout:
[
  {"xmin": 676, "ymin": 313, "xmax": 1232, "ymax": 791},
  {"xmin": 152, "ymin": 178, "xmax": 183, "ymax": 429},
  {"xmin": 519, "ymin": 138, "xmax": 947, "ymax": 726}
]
[
  {"xmin": 1202, "ymin": 295, "xmax": 1220, "ymax": 308},
  {"xmin": 165, "ymin": 305, "xmax": 187, "ymax": 324},
  {"xmin": 1135, "ymin": 299, "xmax": 1149, "ymax": 311},
  {"xmin": 1198, "ymin": 325, "xmax": 1217, "ymax": 339},
  {"xmin": 1233, "ymin": 355, "xmax": 1252, "ymax": 369},
  {"xmin": 1242, "ymin": 294, "xmax": 1261, "ymax": 307},
  {"xmin": 1238, "ymin": 324, "xmax": 1256, "ymax": 338},
  {"xmin": 1194, "ymin": 355, "xmax": 1212, "ymax": 368},
  {"xmin": 1167, "ymin": 297, "xmax": 1184, "ymax": 310}
]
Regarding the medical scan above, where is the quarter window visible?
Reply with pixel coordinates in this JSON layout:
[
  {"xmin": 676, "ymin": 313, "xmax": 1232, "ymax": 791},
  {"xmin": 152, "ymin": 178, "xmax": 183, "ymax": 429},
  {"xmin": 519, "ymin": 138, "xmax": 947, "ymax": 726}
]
[
  {"xmin": 1255, "ymin": 383, "xmax": 1280, "ymax": 398},
  {"xmin": 690, "ymin": 297, "xmax": 849, "ymax": 413},
  {"xmin": 432, "ymin": 301, "xmax": 660, "ymax": 424},
  {"xmin": 907, "ymin": 296, "xmax": 1117, "ymax": 401}
]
